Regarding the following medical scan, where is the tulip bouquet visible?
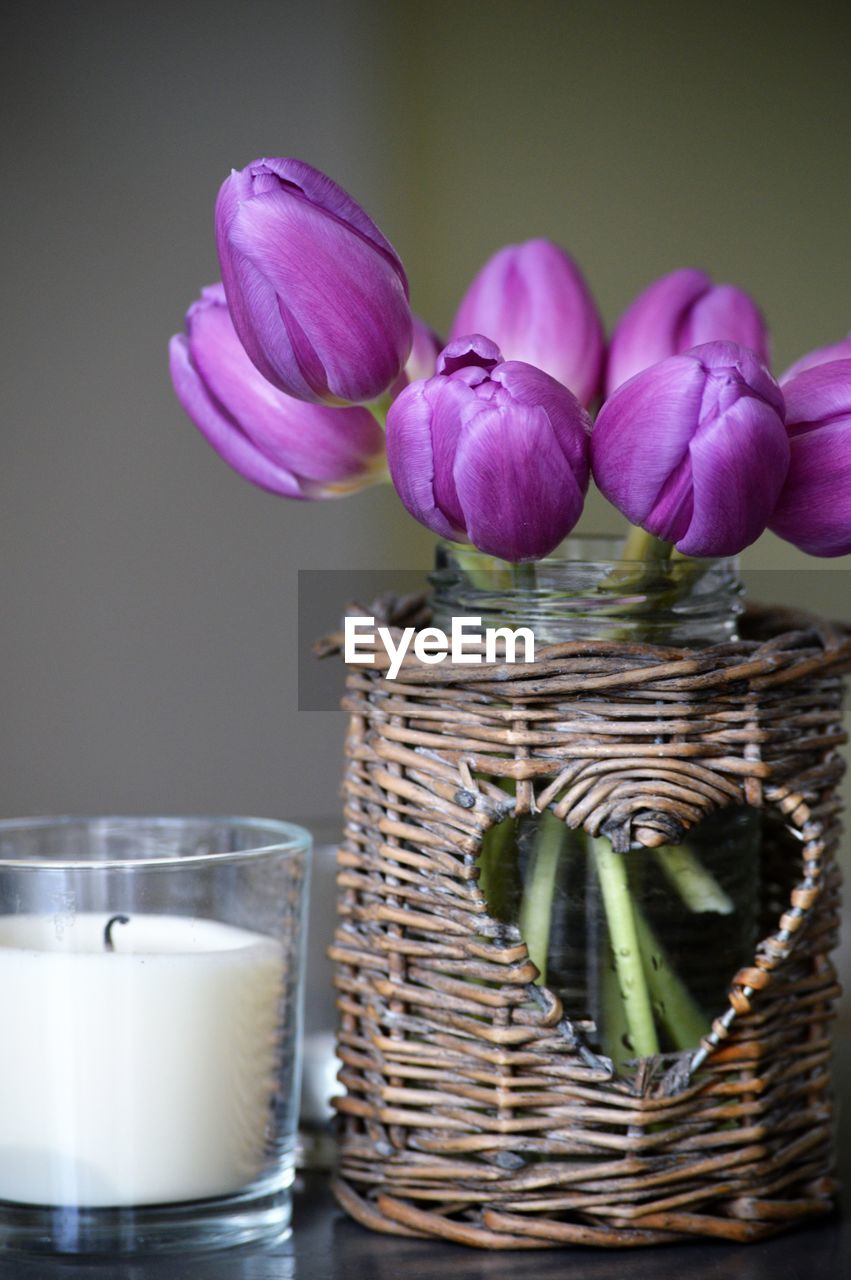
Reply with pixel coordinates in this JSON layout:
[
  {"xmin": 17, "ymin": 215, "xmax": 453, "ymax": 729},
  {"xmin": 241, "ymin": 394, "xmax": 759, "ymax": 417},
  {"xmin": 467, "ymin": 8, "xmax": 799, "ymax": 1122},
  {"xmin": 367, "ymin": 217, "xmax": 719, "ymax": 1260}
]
[{"xmin": 171, "ymin": 157, "xmax": 851, "ymax": 1067}]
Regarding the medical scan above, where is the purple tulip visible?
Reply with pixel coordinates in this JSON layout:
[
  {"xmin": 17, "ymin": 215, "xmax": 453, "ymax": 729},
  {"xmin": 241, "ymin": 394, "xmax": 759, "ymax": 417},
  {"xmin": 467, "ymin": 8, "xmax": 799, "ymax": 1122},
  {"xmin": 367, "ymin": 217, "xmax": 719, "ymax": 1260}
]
[
  {"xmin": 606, "ymin": 269, "xmax": 769, "ymax": 396},
  {"xmin": 780, "ymin": 333, "xmax": 851, "ymax": 384},
  {"xmin": 169, "ymin": 285, "xmax": 386, "ymax": 499},
  {"xmin": 769, "ymin": 359, "xmax": 851, "ymax": 556},
  {"xmin": 389, "ymin": 314, "xmax": 443, "ymax": 398},
  {"xmin": 449, "ymin": 239, "xmax": 604, "ymax": 406},
  {"xmin": 216, "ymin": 158, "xmax": 413, "ymax": 405},
  {"xmin": 592, "ymin": 341, "xmax": 789, "ymax": 557},
  {"xmin": 386, "ymin": 335, "xmax": 591, "ymax": 562}
]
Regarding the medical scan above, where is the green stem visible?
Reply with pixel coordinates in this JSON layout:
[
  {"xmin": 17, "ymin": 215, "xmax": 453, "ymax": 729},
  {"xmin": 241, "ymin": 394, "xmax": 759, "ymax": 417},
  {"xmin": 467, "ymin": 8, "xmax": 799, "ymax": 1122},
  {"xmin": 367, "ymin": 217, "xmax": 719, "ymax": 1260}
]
[
  {"xmin": 595, "ymin": 526, "xmax": 674, "ymax": 613},
  {"xmin": 453, "ymin": 545, "xmax": 513, "ymax": 592},
  {"xmin": 653, "ymin": 844, "xmax": 734, "ymax": 915},
  {"xmin": 620, "ymin": 524, "xmax": 673, "ymax": 563},
  {"xmin": 632, "ymin": 900, "xmax": 709, "ymax": 1050},
  {"xmin": 594, "ymin": 852, "xmax": 710, "ymax": 1062},
  {"xmin": 366, "ymin": 393, "xmax": 392, "ymax": 430},
  {"xmin": 600, "ymin": 940, "xmax": 632, "ymax": 1069},
  {"xmin": 590, "ymin": 836, "xmax": 659, "ymax": 1058},
  {"xmin": 518, "ymin": 812, "xmax": 563, "ymax": 985},
  {"xmin": 512, "ymin": 561, "xmax": 538, "ymax": 593}
]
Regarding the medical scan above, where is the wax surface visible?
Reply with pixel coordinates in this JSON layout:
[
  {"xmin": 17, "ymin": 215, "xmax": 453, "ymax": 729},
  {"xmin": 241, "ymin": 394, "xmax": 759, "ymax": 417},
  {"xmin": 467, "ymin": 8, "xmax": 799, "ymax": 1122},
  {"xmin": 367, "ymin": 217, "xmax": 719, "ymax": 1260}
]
[{"xmin": 0, "ymin": 913, "xmax": 284, "ymax": 1207}]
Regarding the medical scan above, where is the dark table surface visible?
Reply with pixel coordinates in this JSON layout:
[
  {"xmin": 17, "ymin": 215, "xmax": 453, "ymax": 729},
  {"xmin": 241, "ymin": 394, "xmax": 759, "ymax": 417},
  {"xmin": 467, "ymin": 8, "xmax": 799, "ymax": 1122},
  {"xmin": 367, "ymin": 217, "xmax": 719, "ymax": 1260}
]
[
  {"xmin": 1, "ymin": 1046, "xmax": 848, "ymax": 1280},
  {"xmin": 0, "ymin": 1169, "xmax": 847, "ymax": 1280}
]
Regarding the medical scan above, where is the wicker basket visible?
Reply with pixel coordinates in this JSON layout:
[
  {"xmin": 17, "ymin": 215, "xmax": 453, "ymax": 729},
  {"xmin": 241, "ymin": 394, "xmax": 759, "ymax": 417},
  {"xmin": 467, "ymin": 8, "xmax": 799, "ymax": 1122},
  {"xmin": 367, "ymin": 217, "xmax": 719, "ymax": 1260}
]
[{"xmin": 324, "ymin": 600, "xmax": 849, "ymax": 1248}]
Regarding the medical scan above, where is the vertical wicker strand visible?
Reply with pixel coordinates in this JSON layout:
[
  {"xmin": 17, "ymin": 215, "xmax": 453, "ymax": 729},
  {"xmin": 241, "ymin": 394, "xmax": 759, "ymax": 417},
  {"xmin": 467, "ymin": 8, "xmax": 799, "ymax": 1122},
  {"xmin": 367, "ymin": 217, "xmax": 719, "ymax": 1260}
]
[{"xmin": 384, "ymin": 712, "xmax": 409, "ymax": 1152}]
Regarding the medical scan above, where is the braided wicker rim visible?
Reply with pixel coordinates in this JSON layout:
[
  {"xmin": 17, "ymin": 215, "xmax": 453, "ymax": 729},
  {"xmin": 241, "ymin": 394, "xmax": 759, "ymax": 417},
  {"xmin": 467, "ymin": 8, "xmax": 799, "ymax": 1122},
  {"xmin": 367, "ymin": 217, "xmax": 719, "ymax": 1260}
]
[{"xmin": 325, "ymin": 601, "xmax": 850, "ymax": 1248}]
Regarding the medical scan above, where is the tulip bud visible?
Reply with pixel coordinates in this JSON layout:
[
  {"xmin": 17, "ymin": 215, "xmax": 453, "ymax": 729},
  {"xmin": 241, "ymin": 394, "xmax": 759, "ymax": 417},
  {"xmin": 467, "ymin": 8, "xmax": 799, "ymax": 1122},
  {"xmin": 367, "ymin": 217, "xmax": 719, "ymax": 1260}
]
[
  {"xmin": 216, "ymin": 158, "xmax": 413, "ymax": 405},
  {"xmin": 780, "ymin": 333, "xmax": 851, "ymax": 384},
  {"xmin": 592, "ymin": 341, "xmax": 788, "ymax": 557},
  {"xmin": 389, "ymin": 314, "xmax": 443, "ymax": 398},
  {"xmin": 606, "ymin": 269, "xmax": 769, "ymax": 396},
  {"xmin": 449, "ymin": 239, "xmax": 604, "ymax": 406},
  {"xmin": 769, "ymin": 359, "xmax": 851, "ymax": 556},
  {"xmin": 386, "ymin": 335, "xmax": 591, "ymax": 562},
  {"xmin": 169, "ymin": 285, "xmax": 386, "ymax": 499}
]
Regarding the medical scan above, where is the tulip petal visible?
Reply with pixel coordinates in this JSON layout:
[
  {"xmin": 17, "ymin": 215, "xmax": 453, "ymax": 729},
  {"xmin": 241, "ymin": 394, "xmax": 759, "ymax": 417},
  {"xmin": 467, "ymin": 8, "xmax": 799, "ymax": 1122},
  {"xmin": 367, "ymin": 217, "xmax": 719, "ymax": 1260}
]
[
  {"xmin": 690, "ymin": 341, "xmax": 784, "ymax": 418},
  {"xmin": 390, "ymin": 314, "xmax": 443, "ymax": 397},
  {"xmin": 186, "ymin": 289, "xmax": 384, "ymax": 485},
  {"xmin": 386, "ymin": 382, "xmax": 465, "ymax": 541},
  {"xmin": 680, "ymin": 285, "xmax": 769, "ymax": 365},
  {"xmin": 427, "ymin": 379, "xmax": 479, "ymax": 530},
  {"xmin": 592, "ymin": 355, "xmax": 708, "ymax": 527},
  {"xmin": 594, "ymin": 342, "xmax": 787, "ymax": 556},
  {"xmin": 437, "ymin": 334, "xmax": 503, "ymax": 377},
  {"xmin": 492, "ymin": 361, "xmax": 592, "ymax": 490},
  {"xmin": 454, "ymin": 400, "xmax": 585, "ymax": 561},
  {"xmin": 252, "ymin": 158, "xmax": 408, "ymax": 292},
  {"xmin": 169, "ymin": 333, "xmax": 304, "ymax": 499},
  {"xmin": 769, "ymin": 359, "xmax": 851, "ymax": 556},
  {"xmin": 781, "ymin": 358, "xmax": 851, "ymax": 431},
  {"xmin": 780, "ymin": 334, "xmax": 851, "ymax": 384},
  {"xmin": 605, "ymin": 269, "xmax": 711, "ymax": 394},
  {"xmin": 215, "ymin": 158, "xmax": 412, "ymax": 405},
  {"xmin": 769, "ymin": 420, "xmax": 851, "ymax": 556},
  {"xmin": 679, "ymin": 393, "xmax": 790, "ymax": 556},
  {"xmin": 215, "ymin": 172, "xmax": 306, "ymax": 394},
  {"xmin": 389, "ymin": 341, "xmax": 591, "ymax": 560},
  {"xmin": 229, "ymin": 188, "xmax": 412, "ymax": 403},
  {"xmin": 450, "ymin": 240, "xmax": 604, "ymax": 405},
  {"xmin": 171, "ymin": 285, "xmax": 385, "ymax": 499}
]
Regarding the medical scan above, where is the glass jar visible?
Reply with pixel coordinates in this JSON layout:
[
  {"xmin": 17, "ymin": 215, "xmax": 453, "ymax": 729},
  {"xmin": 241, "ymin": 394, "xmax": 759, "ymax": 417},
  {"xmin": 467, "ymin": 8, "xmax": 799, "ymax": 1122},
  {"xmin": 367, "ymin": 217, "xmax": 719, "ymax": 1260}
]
[{"xmin": 430, "ymin": 538, "xmax": 760, "ymax": 1072}]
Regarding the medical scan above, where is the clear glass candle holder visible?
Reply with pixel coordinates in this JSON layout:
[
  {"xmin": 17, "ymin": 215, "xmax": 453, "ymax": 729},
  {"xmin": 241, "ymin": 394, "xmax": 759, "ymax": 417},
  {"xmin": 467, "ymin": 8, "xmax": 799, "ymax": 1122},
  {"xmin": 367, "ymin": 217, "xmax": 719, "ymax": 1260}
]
[{"xmin": 0, "ymin": 816, "xmax": 311, "ymax": 1256}]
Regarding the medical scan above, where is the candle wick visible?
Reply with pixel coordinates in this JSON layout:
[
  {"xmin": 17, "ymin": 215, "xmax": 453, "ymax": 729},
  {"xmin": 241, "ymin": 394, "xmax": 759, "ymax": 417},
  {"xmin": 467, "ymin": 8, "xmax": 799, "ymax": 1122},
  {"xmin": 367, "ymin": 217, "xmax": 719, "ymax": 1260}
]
[{"xmin": 104, "ymin": 914, "xmax": 130, "ymax": 952}]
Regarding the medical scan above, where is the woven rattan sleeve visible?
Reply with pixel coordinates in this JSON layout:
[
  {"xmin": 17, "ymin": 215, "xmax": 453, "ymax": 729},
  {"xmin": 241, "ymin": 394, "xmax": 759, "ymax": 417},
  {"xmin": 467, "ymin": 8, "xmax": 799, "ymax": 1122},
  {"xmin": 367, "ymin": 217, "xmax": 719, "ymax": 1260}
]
[{"xmin": 328, "ymin": 603, "xmax": 850, "ymax": 1247}]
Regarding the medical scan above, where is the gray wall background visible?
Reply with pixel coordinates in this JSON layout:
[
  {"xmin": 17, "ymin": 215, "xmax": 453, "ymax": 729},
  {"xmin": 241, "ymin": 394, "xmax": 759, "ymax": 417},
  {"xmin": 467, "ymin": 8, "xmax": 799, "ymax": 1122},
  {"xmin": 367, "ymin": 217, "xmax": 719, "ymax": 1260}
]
[{"xmin": 2, "ymin": 1, "xmax": 849, "ymax": 1014}]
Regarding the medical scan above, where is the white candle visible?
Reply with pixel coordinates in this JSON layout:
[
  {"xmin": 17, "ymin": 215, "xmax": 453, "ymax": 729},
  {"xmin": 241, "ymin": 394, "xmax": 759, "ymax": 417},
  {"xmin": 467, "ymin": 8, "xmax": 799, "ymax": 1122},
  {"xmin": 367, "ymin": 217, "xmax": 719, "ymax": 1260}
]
[{"xmin": 0, "ymin": 913, "xmax": 284, "ymax": 1207}]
